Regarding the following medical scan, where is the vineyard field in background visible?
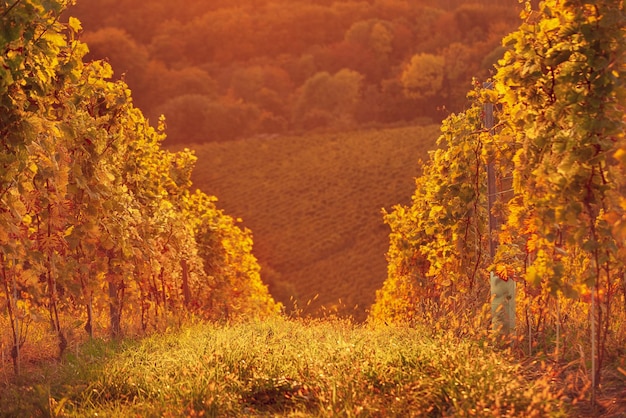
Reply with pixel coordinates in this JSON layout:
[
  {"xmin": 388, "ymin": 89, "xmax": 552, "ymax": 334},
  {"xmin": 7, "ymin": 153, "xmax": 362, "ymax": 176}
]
[{"xmin": 174, "ymin": 125, "xmax": 438, "ymax": 320}]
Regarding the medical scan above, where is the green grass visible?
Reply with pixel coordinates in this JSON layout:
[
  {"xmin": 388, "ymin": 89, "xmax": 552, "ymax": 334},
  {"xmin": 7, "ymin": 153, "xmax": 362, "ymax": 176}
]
[
  {"xmin": 0, "ymin": 318, "xmax": 566, "ymax": 417},
  {"xmin": 170, "ymin": 125, "xmax": 440, "ymax": 320}
]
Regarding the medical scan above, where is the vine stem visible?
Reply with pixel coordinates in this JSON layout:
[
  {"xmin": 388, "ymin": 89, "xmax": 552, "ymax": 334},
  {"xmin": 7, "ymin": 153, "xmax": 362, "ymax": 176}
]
[
  {"xmin": 1, "ymin": 0, "xmax": 22, "ymax": 18},
  {"xmin": 1, "ymin": 261, "xmax": 20, "ymax": 376},
  {"xmin": 591, "ymin": 276, "xmax": 597, "ymax": 406}
]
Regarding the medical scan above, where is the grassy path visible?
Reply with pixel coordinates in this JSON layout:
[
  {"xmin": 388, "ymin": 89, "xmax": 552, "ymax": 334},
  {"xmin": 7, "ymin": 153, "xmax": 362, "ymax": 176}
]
[{"xmin": 0, "ymin": 318, "xmax": 565, "ymax": 417}]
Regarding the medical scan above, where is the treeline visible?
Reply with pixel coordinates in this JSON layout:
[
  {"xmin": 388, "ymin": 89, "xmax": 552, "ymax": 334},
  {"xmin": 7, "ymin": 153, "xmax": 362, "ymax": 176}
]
[
  {"xmin": 1, "ymin": 0, "xmax": 279, "ymax": 374},
  {"xmin": 371, "ymin": 0, "xmax": 626, "ymax": 393},
  {"xmin": 68, "ymin": 0, "xmax": 521, "ymax": 143}
]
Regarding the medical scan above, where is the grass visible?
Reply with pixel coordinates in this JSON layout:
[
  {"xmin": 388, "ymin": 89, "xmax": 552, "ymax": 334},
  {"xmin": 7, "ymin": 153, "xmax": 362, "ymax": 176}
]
[
  {"xmin": 170, "ymin": 125, "xmax": 439, "ymax": 320},
  {"xmin": 0, "ymin": 317, "xmax": 566, "ymax": 417}
]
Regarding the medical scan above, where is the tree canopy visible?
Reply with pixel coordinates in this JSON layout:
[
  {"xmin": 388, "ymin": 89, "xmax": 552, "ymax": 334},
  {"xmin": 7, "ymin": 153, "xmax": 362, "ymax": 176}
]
[{"xmin": 68, "ymin": 0, "xmax": 522, "ymax": 143}]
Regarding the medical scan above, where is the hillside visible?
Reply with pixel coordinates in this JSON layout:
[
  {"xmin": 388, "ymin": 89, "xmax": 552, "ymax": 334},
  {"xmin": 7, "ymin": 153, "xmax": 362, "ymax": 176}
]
[
  {"xmin": 177, "ymin": 125, "xmax": 439, "ymax": 320},
  {"xmin": 68, "ymin": 0, "xmax": 521, "ymax": 142}
]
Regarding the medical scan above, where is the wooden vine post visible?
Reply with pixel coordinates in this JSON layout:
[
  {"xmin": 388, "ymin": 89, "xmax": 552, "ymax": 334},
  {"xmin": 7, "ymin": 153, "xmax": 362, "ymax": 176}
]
[{"xmin": 484, "ymin": 82, "xmax": 515, "ymax": 340}]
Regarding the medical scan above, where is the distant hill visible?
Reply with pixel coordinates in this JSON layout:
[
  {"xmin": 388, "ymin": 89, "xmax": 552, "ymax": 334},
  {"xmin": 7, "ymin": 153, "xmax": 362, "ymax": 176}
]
[
  {"xmin": 69, "ymin": 0, "xmax": 521, "ymax": 142},
  {"xmin": 175, "ymin": 125, "xmax": 439, "ymax": 321}
]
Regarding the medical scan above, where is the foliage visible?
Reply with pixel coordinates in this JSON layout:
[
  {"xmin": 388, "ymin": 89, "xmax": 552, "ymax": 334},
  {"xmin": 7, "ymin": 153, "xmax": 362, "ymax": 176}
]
[
  {"xmin": 0, "ymin": 0, "xmax": 279, "ymax": 374},
  {"xmin": 0, "ymin": 318, "xmax": 566, "ymax": 417},
  {"xmin": 293, "ymin": 68, "xmax": 364, "ymax": 129},
  {"xmin": 372, "ymin": 0, "xmax": 626, "ymax": 394},
  {"xmin": 184, "ymin": 190, "xmax": 279, "ymax": 321},
  {"xmin": 493, "ymin": 0, "xmax": 626, "ymax": 386},
  {"xmin": 372, "ymin": 84, "xmax": 493, "ymax": 325},
  {"xmin": 400, "ymin": 53, "xmax": 445, "ymax": 100},
  {"xmin": 156, "ymin": 94, "xmax": 259, "ymax": 142},
  {"xmin": 68, "ymin": 0, "xmax": 522, "ymax": 142}
]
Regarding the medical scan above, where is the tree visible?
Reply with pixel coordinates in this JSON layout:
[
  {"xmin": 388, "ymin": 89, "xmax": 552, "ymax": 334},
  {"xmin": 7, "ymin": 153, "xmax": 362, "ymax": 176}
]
[
  {"xmin": 158, "ymin": 95, "xmax": 260, "ymax": 143},
  {"xmin": 400, "ymin": 53, "xmax": 445, "ymax": 100},
  {"xmin": 293, "ymin": 69, "xmax": 364, "ymax": 129},
  {"xmin": 82, "ymin": 27, "xmax": 148, "ymax": 79}
]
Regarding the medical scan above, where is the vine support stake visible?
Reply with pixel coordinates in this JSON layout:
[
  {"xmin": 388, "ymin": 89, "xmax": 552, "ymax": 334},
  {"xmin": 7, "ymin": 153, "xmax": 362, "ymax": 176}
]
[{"xmin": 483, "ymin": 82, "xmax": 515, "ymax": 341}]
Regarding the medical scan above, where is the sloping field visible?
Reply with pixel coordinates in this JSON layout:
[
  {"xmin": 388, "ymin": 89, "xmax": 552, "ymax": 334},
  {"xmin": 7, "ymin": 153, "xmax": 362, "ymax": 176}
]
[{"xmin": 183, "ymin": 125, "xmax": 439, "ymax": 320}]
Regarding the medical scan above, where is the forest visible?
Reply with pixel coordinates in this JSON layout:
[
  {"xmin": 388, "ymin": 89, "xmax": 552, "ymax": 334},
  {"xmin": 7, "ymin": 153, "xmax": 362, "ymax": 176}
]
[
  {"xmin": 1, "ymin": 0, "xmax": 626, "ymax": 416},
  {"xmin": 68, "ymin": 0, "xmax": 522, "ymax": 143}
]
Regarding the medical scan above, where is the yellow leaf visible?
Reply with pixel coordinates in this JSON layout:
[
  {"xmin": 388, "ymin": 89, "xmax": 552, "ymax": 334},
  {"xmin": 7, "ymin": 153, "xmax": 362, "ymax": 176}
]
[
  {"xmin": 68, "ymin": 17, "xmax": 82, "ymax": 33},
  {"xmin": 495, "ymin": 264, "xmax": 510, "ymax": 281},
  {"xmin": 614, "ymin": 148, "xmax": 626, "ymax": 165},
  {"xmin": 526, "ymin": 265, "xmax": 542, "ymax": 287},
  {"xmin": 526, "ymin": 234, "xmax": 539, "ymax": 253}
]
